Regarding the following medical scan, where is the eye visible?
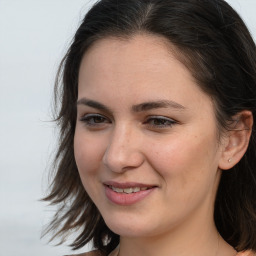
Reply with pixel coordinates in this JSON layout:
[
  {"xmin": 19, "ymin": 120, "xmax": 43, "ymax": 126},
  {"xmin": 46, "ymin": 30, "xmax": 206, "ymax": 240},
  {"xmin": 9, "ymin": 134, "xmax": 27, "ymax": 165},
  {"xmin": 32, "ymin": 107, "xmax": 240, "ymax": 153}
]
[
  {"xmin": 145, "ymin": 116, "xmax": 177, "ymax": 128},
  {"xmin": 79, "ymin": 113, "xmax": 110, "ymax": 127}
]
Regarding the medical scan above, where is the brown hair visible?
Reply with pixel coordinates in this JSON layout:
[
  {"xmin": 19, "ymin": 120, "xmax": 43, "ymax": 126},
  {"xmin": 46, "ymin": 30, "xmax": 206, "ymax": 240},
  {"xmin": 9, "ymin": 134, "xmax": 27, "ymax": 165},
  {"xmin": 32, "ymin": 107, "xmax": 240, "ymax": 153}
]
[{"xmin": 43, "ymin": 0, "xmax": 256, "ymax": 254}]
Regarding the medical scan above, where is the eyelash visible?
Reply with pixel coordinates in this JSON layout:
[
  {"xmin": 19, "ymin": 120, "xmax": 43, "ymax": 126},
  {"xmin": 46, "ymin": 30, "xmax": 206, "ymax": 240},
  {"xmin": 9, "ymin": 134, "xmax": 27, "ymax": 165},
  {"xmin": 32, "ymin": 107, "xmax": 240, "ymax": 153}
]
[
  {"xmin": 145, "ymin": 116, "xmax": 177, "ymax": 128},
  {"xmin": 80, "ymin": 114, "xmax": 111, "ymax": 127},
  {"xmin": 79, "ymin": 114, "xmax": 177, "ymax": 129}
]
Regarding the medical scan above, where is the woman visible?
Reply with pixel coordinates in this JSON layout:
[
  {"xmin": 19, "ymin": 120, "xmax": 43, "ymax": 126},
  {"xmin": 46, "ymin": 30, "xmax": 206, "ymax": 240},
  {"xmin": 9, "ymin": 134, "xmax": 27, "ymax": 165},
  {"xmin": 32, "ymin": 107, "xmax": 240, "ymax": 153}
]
[{"xmin": 43, "ymin": 0, "xmax": 256, "ymax": 255}]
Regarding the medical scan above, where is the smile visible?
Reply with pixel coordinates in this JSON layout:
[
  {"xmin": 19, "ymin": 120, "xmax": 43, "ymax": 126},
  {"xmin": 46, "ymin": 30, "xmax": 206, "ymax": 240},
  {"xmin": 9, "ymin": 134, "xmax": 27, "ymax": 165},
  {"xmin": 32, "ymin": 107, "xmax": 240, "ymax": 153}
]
[
  {"xmin": 104, "ymin": 183, "xmax": 156, "ymax": 205},
  {"xmin": 108, "ymin": 186, "xmax": 149, "ymax": 194}
]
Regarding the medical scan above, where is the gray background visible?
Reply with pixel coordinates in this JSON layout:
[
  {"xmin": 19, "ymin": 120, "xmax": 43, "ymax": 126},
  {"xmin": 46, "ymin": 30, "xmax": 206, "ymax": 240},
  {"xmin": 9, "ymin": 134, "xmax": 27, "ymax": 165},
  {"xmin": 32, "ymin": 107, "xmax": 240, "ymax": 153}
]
[{"xmin": 0, "ymin": 0, "xmax": 255, "ymax": 255}]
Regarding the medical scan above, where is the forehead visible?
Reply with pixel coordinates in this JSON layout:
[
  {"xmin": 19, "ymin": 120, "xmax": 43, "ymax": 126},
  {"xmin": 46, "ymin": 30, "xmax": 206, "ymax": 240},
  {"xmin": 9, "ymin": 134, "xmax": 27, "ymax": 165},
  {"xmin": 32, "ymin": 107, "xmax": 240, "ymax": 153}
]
[
  {"xmin": 83, "ymin": 34, "xmax": 174, "ymax": 60},
  {"xmin": 79, "ymin": 34, "xmax": 195, "ymax": 92},
  {"xmin": 78, "ymin": 34, "xmax": 214, "ymax": 116}
]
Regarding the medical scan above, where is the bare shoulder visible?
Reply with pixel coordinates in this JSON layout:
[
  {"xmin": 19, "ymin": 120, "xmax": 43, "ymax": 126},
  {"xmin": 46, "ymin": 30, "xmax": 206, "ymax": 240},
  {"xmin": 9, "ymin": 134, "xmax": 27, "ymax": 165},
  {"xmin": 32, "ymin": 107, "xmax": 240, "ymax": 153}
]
[
  {"xmin": 236, "ymin": 250, "xmax": 256, "ymax": 256},
  {"xmin": 66, "ymin": 250, "xmax": 104, "ymax": 256}
]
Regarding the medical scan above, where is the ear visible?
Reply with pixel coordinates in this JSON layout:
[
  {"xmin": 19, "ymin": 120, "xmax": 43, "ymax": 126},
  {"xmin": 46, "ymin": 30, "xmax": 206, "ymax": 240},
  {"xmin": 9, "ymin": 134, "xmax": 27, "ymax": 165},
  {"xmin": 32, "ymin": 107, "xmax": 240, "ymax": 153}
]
[{"xmin": 218, "ymin": 110, "xmax": 253, "ymax": 170}]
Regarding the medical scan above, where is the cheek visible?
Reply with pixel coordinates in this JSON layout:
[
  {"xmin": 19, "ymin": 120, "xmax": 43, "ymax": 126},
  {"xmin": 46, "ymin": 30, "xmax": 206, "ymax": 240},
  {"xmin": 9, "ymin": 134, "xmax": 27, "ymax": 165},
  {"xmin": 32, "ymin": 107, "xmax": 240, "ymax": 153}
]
[
  {"xmin": 74, "ymin": 129, "xmax": 105, "ymax": 176},
  {"xmin": 74, "ymin": 129, "xmax": 107, "ymax": 201},
  {"xmin": 148, "ymin": 132, "xmax": 219, "ymax": 189}
]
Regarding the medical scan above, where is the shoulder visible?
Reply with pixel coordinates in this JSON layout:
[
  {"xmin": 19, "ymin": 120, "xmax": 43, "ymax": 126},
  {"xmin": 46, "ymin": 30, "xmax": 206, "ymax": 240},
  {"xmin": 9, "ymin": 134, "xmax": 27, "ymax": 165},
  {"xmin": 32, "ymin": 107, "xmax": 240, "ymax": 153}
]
[
  {"xmin": 66, "ymin": 250, "xmax": 104, "ymax": 256},
  {"xmin": 236, "ymin": 250, "xmax": 256, "ymax": 256}
]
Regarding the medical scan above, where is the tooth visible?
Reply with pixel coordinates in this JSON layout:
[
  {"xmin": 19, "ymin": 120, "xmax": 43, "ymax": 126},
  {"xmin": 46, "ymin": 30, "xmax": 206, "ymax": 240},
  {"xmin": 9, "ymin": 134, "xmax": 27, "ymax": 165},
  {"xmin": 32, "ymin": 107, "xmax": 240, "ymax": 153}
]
[
  {"xmin": 133, "ymin": 187, "xmax": 140, "ymax": 192},
  {"xmin": 110, "ymin": 186, "xmax": 150, "ymax": 193},
  {"xmin": 112, "ymin": 187, "xmax": 124, "ymax": 193},
  {"xmin": 123, "ymin": 188, "xmax": 133, "ymax": 194}
]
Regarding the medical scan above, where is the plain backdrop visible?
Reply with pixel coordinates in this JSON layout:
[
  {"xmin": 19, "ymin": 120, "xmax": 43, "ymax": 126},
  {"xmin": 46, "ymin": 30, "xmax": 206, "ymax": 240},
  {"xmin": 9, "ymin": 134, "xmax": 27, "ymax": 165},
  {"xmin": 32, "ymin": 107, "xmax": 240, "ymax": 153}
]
[{"xmin": 0, "ymin": 1, "xmax": 255, "ymax": 256}]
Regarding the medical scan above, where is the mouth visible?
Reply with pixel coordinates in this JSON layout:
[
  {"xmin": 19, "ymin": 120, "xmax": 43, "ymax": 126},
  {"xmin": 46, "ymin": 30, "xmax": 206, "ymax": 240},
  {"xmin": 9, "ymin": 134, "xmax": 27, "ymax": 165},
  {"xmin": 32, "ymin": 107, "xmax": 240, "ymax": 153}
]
[
  {"xmin": 107, "ymin": 185, "xmax": 152, "ymax": 194},
  {"xmin": 103, "ymin": 182, "xmax": 157, "ymax": 205}
]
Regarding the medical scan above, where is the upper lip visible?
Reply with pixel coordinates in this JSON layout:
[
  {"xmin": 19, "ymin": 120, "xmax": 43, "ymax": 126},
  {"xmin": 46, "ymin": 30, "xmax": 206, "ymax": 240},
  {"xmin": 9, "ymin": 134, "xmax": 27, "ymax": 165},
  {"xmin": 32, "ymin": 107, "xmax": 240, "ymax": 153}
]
[{"xmin": 103, "ymin": 181, "xmax": 157, "ymax": 188}]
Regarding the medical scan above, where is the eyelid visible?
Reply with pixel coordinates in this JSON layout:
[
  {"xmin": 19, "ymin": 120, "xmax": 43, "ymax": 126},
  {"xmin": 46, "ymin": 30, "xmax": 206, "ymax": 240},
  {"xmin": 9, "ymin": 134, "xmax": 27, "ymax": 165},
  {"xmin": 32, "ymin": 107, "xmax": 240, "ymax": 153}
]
[
  {"xmin": 147, "ymin": 115, "xmax": 175, "ymax": 119},
  {"xmin": 79, "ymin": 113, "xmax": 111, "ymax": 126},
  {"xmin": 80, "ymin": 113, "xmax": 107, "ymax": 118},
  {"xmin": 145, "ymin": 115, "xmax": 177, "ymax": 128}
]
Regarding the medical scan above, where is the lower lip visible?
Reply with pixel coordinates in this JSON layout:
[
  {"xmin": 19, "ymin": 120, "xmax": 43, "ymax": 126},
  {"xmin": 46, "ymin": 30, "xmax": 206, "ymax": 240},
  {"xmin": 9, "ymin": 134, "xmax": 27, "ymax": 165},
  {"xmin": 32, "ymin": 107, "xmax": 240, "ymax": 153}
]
[{"xmin": 105, "ymin": 186, "xmax": 156, "ymax": 206}]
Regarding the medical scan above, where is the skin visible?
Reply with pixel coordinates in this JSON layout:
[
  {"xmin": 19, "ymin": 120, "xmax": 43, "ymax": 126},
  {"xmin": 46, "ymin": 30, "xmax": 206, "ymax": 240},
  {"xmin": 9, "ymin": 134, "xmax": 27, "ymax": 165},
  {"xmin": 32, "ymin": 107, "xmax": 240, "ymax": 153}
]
[{"xmin": 74, "ymin": 34, "xmax": 239, "ymax": 256}]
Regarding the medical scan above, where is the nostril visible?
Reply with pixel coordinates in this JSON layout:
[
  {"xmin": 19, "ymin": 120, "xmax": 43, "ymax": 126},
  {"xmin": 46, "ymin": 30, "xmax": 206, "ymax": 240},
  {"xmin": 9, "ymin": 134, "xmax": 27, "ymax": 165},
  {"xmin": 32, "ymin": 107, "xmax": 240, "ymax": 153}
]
[{"xmin": 102, "ymin": 143, "xmax": 145, "ymax": 173}]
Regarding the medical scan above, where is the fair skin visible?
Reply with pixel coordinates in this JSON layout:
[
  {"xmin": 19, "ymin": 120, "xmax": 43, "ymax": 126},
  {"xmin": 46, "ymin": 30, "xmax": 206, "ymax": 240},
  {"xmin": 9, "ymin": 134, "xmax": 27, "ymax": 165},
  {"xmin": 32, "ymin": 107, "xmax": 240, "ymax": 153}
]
[{"xmin": 74, "ymin": 34, "xmax": 251, "ymax": 256}]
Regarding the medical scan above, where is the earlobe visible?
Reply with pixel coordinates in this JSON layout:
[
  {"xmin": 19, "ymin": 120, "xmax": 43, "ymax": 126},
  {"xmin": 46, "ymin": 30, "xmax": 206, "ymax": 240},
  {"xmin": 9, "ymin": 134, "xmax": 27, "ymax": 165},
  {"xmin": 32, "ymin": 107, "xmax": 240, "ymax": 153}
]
[{"xmin": 218, "ymin": 110, "xmax": 253, "ymax": 170}]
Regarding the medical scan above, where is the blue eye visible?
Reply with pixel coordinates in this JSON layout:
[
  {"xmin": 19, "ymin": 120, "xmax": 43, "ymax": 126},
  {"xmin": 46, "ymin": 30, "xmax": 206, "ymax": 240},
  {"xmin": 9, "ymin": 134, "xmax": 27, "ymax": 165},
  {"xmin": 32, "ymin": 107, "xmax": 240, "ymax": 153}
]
[
  {"xmin": 80, "ymin": 114, "xmax": 110, "ymax": 127},
  {"xmin": 146, "ymin": 116, "xmax": 176, "ymax": 128}
]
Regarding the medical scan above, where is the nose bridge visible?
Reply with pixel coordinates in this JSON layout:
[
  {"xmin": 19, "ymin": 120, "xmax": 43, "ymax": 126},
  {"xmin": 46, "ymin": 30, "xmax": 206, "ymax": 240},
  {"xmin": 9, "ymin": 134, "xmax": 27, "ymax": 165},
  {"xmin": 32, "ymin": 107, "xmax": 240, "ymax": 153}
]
[{"xmin": 103, "ymin": 122, "xmax": 144, "ymax": 172}]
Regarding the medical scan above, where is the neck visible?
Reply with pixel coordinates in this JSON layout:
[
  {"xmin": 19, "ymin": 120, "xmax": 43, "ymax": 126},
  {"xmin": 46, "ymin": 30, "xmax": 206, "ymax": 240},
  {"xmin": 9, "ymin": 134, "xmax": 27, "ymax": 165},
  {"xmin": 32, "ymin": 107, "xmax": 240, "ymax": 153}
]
[
  {"xmin": 116, "ymin": 213, "xmax": 235, "ymax": 256},
  {"xmin": 119, "ymin": 227, "xmax": 217, "ymax": 256}
]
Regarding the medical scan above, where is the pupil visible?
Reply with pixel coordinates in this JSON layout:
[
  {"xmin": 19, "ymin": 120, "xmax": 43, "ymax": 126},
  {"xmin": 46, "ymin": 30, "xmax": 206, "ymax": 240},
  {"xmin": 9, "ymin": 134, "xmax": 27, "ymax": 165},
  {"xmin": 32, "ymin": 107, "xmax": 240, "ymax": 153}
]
[
  {"xmin": 155, "ymin": 119, "xmax": 165, "ymax": 125},
  {"xmin": 94, "ymin": 117, "xmax": 104, "ymax": 123}
]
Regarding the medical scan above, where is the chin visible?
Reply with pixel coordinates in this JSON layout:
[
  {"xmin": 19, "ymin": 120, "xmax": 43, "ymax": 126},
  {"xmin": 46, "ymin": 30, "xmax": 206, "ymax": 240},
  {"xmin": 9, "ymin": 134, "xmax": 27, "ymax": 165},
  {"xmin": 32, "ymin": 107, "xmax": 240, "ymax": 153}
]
[
  {"xmin": 103, "ymin": 215, "xmax": 160, "ymax": 238},
  {"xmin": 108, "ymin": 224, "xmax": 149, "ymax": 238}
]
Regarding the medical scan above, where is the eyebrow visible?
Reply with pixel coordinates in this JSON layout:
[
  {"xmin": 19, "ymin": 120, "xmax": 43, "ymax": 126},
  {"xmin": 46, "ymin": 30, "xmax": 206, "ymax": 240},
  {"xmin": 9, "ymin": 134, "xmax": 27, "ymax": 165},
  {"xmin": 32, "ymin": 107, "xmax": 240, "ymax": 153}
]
[
  {"xmin": 77, "ymin": 98, "xmax": 185, "ymax": 113},
  {"xmin": 77, "ymin": 98, "xmax": 112, "ymax": 113},
  {"xmin": 131, "ymin": 100, "xmax": 185, "ymax": 112}
]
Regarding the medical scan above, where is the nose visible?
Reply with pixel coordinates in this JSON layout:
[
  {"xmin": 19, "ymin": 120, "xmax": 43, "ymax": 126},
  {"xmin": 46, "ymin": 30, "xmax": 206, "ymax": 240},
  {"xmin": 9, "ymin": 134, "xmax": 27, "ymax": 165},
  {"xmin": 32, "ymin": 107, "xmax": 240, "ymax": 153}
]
[{"xmin": 102, "ymin": 124, "xmax": 144, "ymax": 173}]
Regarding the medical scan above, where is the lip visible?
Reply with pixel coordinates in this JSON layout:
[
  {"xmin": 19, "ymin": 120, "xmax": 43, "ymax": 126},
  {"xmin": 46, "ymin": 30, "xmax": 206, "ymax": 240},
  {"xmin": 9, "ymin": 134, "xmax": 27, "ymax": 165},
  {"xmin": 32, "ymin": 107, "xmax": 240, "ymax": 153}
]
[
  {"xmin": 104, "ymin": 181, "xmax": 156, "ymax": 188},
  {"xmin": 103, "ymin": 181, "xmax": 157, "ymax": 206}
]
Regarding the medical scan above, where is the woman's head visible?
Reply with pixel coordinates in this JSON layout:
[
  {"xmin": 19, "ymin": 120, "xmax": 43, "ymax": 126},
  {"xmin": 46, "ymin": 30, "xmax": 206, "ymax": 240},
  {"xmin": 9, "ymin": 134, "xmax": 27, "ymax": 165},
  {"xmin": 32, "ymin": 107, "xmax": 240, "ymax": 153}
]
[
  {"xmin": 45, "ymin": 0, "xmax": 256, "ymax": 253},
  {"xmin": 75, "ymin": 33, "xmax": 228, "ymax": 239}
]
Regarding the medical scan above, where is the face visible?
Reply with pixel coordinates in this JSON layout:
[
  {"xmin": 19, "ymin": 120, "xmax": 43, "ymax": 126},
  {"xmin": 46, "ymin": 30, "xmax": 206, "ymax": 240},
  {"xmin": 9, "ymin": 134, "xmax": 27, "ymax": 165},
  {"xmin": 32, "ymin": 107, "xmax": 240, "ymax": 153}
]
[{"xmin": 74, "ymin": 34, "xmax": 225, "ymax": 239}]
